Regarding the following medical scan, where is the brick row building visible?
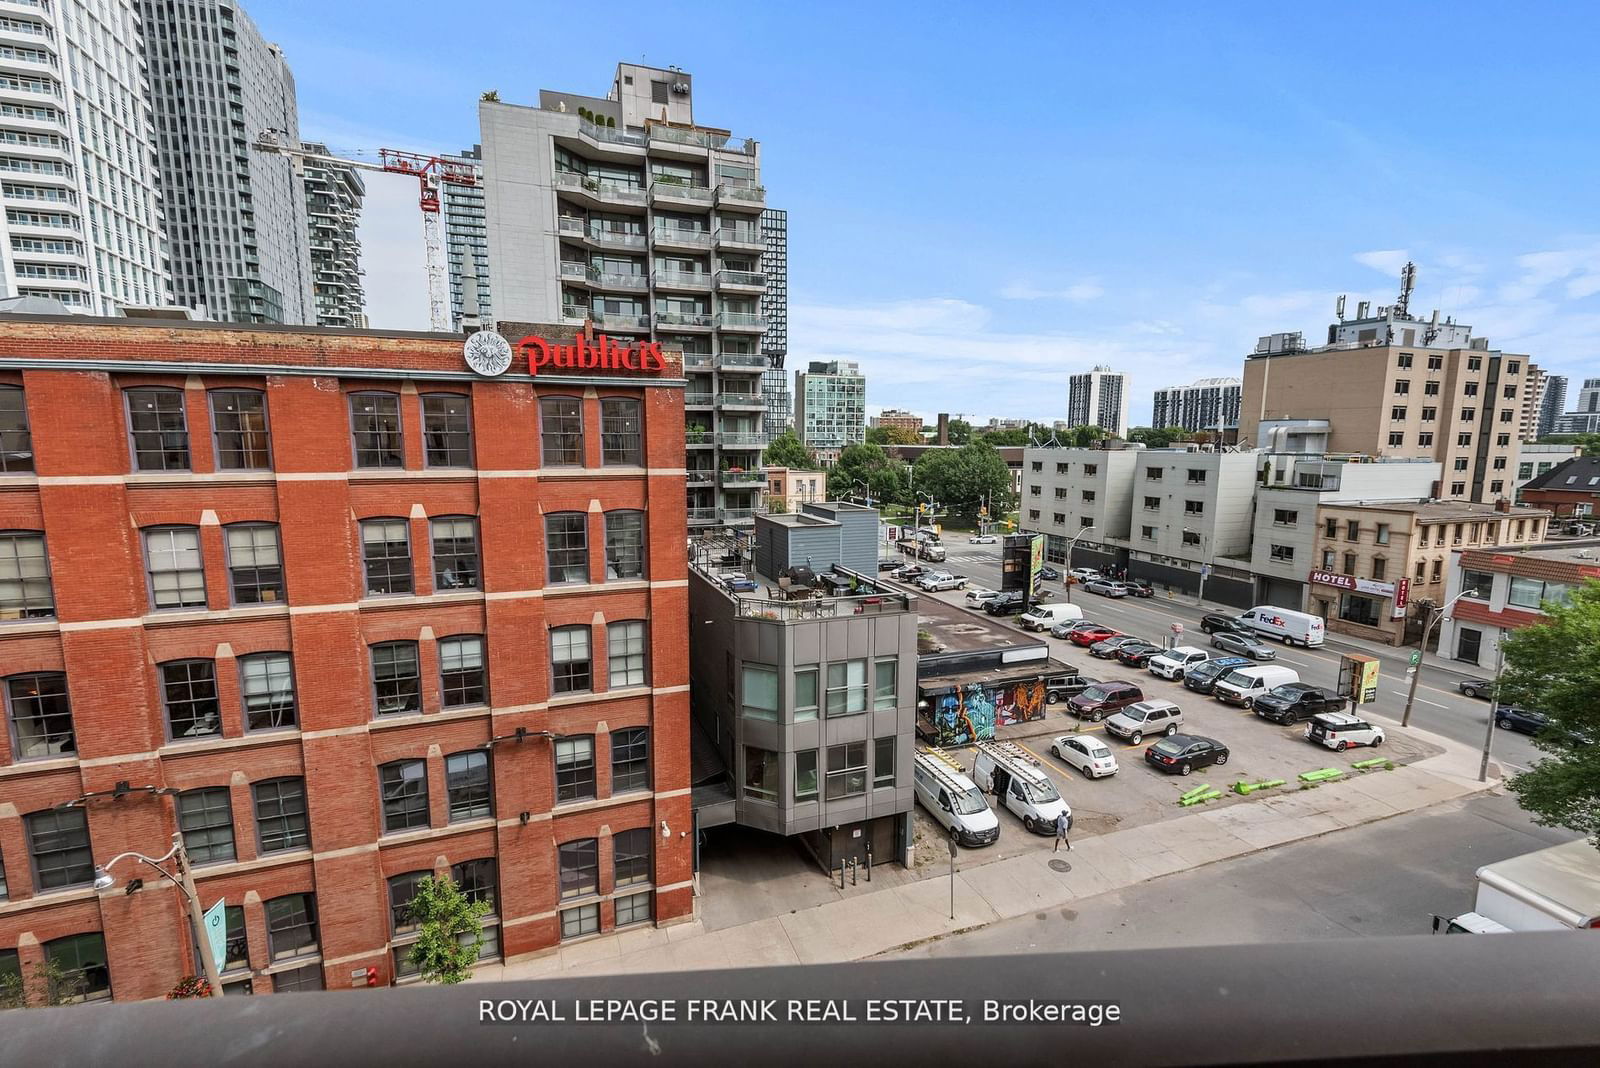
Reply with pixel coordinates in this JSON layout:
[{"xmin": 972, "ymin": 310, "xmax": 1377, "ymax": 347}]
[{"xmin": 0, "ymin": 315, "xmax": 690, "ymax": 1001}]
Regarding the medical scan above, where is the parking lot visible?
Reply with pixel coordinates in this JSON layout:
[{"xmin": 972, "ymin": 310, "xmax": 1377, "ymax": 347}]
[{"xmin": 897, "ymin": 560, "xmax": 1446, "ymax": 870}]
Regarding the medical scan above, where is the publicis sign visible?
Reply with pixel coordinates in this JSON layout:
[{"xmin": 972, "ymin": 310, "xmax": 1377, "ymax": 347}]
[{"xmin": 516, "ymin": 334, "xmax": 667, "ymax": 377}]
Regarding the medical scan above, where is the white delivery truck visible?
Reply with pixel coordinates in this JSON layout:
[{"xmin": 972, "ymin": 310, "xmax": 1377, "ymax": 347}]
[
  {"xmin": 913, "ymin": 749, "xmax": 1000, "ymax": 847},
  {"xmin": 1433, "ymin": 839, "xmax": 1600, "ymax": 933},
  {"xmin": 1236, "ymin": 605, "xmax": 1325, "ymax": 647},
  {"xmin": 1212, "ymin": 664, "xmax": 1300, "ymax": 707},
  {"xmin": 971, "ymin": 740, "xmax": 1070, "ymax": 836}
]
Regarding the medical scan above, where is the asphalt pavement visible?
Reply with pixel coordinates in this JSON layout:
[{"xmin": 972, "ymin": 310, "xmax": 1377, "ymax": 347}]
[
  {"xmin": 886, "ymin": 791, "xmax": 1577, "ymax": 957},
  {"xmin": 905, "ymin": 542, "xmax": 1545, "ymax": 774}
]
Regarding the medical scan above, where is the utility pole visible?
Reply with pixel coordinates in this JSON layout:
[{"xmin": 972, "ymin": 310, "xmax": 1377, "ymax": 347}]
[
  {"xmin": 1183, "ymin": 528, "xmax": 1211, "ymax": 606},
  {"xmin": 1063, "ymin": 525, "xmax": 1096, "ymax": 605},
  {"xmin": 1401, "ymin": 592, "xmax": 1467, "ymax": 728},
  {"xmin": 177, "ymin": 838, "xmax": 225, "ymax": 996},
  {"xmin": 1479, "ymin": 644, "xmax": 1508, "ymax": 783}
]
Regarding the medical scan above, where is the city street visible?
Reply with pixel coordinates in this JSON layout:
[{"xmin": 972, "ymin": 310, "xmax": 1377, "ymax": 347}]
[
  {"xmin": 886, "ymin": 792, "xmax": 1577, "ymax": 958},
  {"xmin": 902, "ymin": 540, "xmax": 1546, "ymax": 774}
]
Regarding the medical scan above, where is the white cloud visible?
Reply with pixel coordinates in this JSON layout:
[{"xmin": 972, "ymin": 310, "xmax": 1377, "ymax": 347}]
[
  {"xmin": 999, "ymin": 280, "xmax": 1105, "ymax": 302},
  {"xmin": 1353, "ymin": 249, "xmax": 1410, "ymax": 276}
]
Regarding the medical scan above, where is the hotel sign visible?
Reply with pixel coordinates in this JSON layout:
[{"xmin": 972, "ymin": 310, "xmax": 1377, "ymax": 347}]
[
  {"xmin": 516, "ymin": 334, "xmax": 667, "ymax": 377},
  {"xmin": 1309, "ymin": 570, "xmax": 1395, "ymax": 598}
]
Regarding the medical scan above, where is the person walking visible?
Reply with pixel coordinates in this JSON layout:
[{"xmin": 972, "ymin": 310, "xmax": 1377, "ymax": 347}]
[{"xmin": 1054, "ymin": 810, "xmax": 1071, "ymax": 852}]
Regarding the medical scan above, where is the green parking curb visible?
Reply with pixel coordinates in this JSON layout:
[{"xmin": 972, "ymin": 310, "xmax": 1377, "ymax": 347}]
[
  {"xmin": 1179, "ymin": 788, "xmax": 1224, "ymax": 807},
  {"xmin": 1298, "ymin": 768, "xmax": 1343, "ymax": 783},
  {"xmin": 1179, "ymin": 784, "xmax": 1212, "ymax": 802},
  {"xmin": 1351, "ymin": 757, "xmax": 1392, "ymax": 770},
  {"xmin": 1232, "ymin": 778, "xmax": 1286, "ymax": 795}
]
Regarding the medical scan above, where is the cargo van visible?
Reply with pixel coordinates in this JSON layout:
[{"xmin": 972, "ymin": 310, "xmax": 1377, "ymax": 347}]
[
  {"xmin": 1212, "ymin": 664, "xmax": 1300, "ymax": 707},
  {"xmin": 970, "ymin": 740, "xmax": 1070, "ymax": 835},
  {"xmin": 1235, "ymin": 606, "xmax": 1325, "ymax": 647},
  {"xmin": 1018, "ymin": 602, "xmax": 1084, "ymax": 632},
  {"xmin": 913, "ymin": 750, "xmax": 1000, "ymax": 847}
]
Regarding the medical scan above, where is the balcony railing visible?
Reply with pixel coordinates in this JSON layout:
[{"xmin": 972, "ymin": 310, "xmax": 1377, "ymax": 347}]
[
  {"xmin": 588, "ymin": 269, "xmax": 648, "ymax": 291},
  {"xmin": 719, "ymin": 432, "xmax": 766, "ymax": 447},
  {"xmin": 650, "ymin": 179, "xmax": 714, "ymax": 202},
  {"xmin": 687, "ymin": 507, "xmax": 719, "ymax": 523},
  {"xmin": 560, "ymin": 303, "xmax": 589, "ymax": 321},
  {"xmin": 656, "ymin": 310, "xmax": 713, "ymax": 329},
  {"xmin": 720, "ymin": 507, "xmax": 755, "ymax": 524},
  {"xmin": 714, "ymin": 227, "xmax": 762, "ymax": 247},
  {"xmin": 687, "ymin": 469, "xmax": 715, "ymax": 485},
  {"xmin": 682, "ymin": 352, "xmax": 713, "ymax": 370},
  {"xmin": 552, "ymin": 171, "xmax": 647, "ymax": 205},
  {"xmin": 651, "ymin": 225, "xmax": 711, "ymax": 248},
  {"xmin": 652, "ymin": 269, "xmax": 712, "ymax": 289},
  {"xmin": 717, "ymin": 391, "xmax": 766, "ymax": 408},
  {"xmin": 717, "ymin": 180, "xmax": 766, "ymax": 205},
  {"xmin": 592, "ymin": 310, "xmax": 650, "ymax": 331},
  {"xmin": 684, "ymin": 391, "xmax": 714, "ymax": 407},
  {"xmin": 577, "ymin": 118, "xmax": 647, "ymax": 148},
  {"xmin": 716, "ymin": 269, "xmax": 766, "ymax": 289},
  {"xmin": 715, "ymin": 352, "xmax": 767, "ymax": 370},
  {"xmin": 720, "ymin": 469, "xmax": 767, "ymax": 487},
  {"xmin": 584, "ymin": 225, "xmax": 647, "ymax": 249},
  {"xmin": 648, "ymin": 124, "xmax": 727, "ymax": 149},
  {"xmin": 559, "ymin": 261, "xmax": 587, "ymax": 282},
  {"xmin": 716, "ymin": 311, "xmax": 766, "ymax": 331}
]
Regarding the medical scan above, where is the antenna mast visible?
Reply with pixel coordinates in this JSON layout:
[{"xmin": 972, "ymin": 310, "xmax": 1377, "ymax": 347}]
[{"xmin": 1395, "ymin": 261, "xmax": 1417, "ymax": 319}]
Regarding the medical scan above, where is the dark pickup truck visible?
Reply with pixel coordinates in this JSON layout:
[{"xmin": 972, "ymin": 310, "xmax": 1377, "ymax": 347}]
[
  {"xmin": 1253, "ymin": 683, "xmax": 1348, "ymax": 724},
  {"xmin": 1044, "ymin": 672, "xmax": 1098, "ymax": 704}
]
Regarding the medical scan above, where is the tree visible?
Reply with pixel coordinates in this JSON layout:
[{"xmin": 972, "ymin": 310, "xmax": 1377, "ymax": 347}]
[
  {"xmin": 826, "ymin": 443, "xmax": 906, "ymax": 505},
  {"xmin": 1500, "ymin": 581, "xmax": 1600, "ymax": 850},
  {"xmin": 1537, "ymin": 433, "xmax": 1600, "ymax": 456},
  {"xmin": 762, "ymin": 429, "xmax": 815, "ymax": 469},
  {"xmin": 1064, "ymin": 424, "xmax": 1110, "ymax": 447},
  {"xmin": 912, "ymin": 441, "xmax": 1016, "ymax": 524},
  {"xmin": 0, "ymin": 956, "xmax": 85, "ymax": 1010},
  {"xmin": 1125, "ymin": 425, "xmax": 1189, "ymax": 448},
  {"xmin": 977, "ymin": 428, "xmax": 1031, "ymax": 446},
  {"xmin": 404, "ymin": 875, "xmax": 492, "ymax": 985},
  {"xmin": 865, "ymin": 425, "xmax": 921, "ymax": 446},
  {"xmin": 946, "ymin": 419, "xmax": 973, "ymax": 445}
]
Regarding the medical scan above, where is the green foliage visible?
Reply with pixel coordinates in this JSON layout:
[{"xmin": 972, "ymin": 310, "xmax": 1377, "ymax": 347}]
[
  {"xmin": 403, "ymin": 875, "xmax": 493, "ymax": 985},
  {"xmin": 1125, "ymin": 425, "xmax": 1194, "ymax": 448},
  {"xmin": 1537, "ymin": 433, "xmax": 1600, "ymax": 456},
  {"xmin": 1500, "ymin": 581, "xmax": 1600, "ymax": 850},
  {"xmin": 762, "ymin": 429, "xmax": 815, "ymax": 470},
  {"xmin": 1063, "ymin": 424, "xmax": 1112, "ymax": 447},
  {"xmin": 826, "ymin": 443, "xmax": 907, "ymax": 505},
  {"xmin": 0, "ymin": 957, "xmax": 85, "ymax": 1010},
  {"xmin": 945, "ymin": 419, "xmax": 973, "ymax": 445},
  {"xmin": 865, "ymin": 425, "xmax": 922, "ymax": 446},
  {"xmin": 911, "ymin": 441, "xmax": 1016, "ymax": 524}
]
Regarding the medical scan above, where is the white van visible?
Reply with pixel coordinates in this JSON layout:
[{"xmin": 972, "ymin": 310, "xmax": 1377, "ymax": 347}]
[
  {"xmin": 970, "ymin": 740, "xmax": 1070, "ymax": 835},
  {"xmin": 1018, "ymin": 602, "xmax": 1084, "ymax": 632},
  {"xmin": 1236, "ymin": 606, "xmax": 1325, "ymax": 647},
  {"xmin": 1213, "ymin": 664, "xmax": 1300, "ymax": 707},
  {"xmin": 913, "ymin": 750, "xmax": 1000, "ymax": 847}
]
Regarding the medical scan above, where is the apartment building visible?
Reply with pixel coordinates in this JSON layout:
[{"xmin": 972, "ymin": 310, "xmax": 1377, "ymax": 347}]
[
  {"xmin": 440, "ymin": 146, "xmax": 491, "ymax": 331},
  {"xmin": 1020, "ymin": 446, "xmax": 1140, "ymax": 571},
  {"xmin": 0, "ymin": 0, "xmax": 169, "ymax": 313},
  {"xmin": 0, "ymin": 313, "xmax": 690, "ymax": 1002},
  {"xmin": 759, "ymin": 208, "xmax": 789, "ymax": 439},
  {"xmin": 300, "ymin": 143, "xmax": 364, "ymax": 328},
  {"xmin": 686, "ymin": 506, "xmax": 917, "ymax": 872},
  {"xmin": 1239, "ymin": 306, "xmax": 1536, "ymax": 502},
  {"xmin": 1250, "ymin": 457, "xmax": 1442, "ymax": 611},
  {"xmin": 1440, "ymin": 538, "xmax": 1600, "ymax": 669},
  {"xmin": 870, "ymin": 409, "xmax": 922, "ymax": 435},
  {"xmin": 141, "ymin": 0, "xmax": 314, "ymax": 323},
  {"xmin": 794, "ymin": 360, "xmax": 865, "ymax": 450},
  {"xmin": 1519, "ymin": 366, "xmax": 1547, "ymax": 443},
  {"xmin": 1066, "ymin": 365, "xmax": 1128, "ymax": 436},
  {"xmin": 1308, "ymin": 499, "xmax": 1549, "ymax": 645},
  {"xmin": 1537, "ymin": 374, "xmax": 1568, "ymax": 439},
  {"xmin": 1555, "ymin": 378, "xmax": 1600, "ymax": 434},
  {"xmin": 478, "ymin": 63, "xmax": 770, "ymax": 530},
  {"xmin": 764, "ymin": 467, "xmax": 826, "ymax": 511},
  {"xmin": 1151, "ymin": 377, "xmax": 1242, "ymax": 434}
]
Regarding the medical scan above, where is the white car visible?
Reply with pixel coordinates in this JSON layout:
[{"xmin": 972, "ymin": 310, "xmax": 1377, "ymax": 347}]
[
  {"xmin": 1069, "ymin": 567, "xmax": 1102, "ymax": 582},
  {"xmin": 1050, "ymin": 735, "xmax": 1119, "ymax": 779},
  {"xmin": 1146, "ymin": 646, "xmax": 1211, "ymax": 680},
  {"xmin": 1307, "ymin": 712, "xmax": 1386, "ymax": 751},
  {"xmin": 969, "ymin": 533, "xmax": 998, "ymax": 544},
  {"xmin": 964, "ymin": 586, "xmax": 1000, "ymax": 607},
  {"xmin": 916, "ymin": 571, "xmax": 967, "ymax": 592}
]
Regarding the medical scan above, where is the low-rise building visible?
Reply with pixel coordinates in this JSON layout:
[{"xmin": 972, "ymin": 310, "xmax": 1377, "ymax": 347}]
[
  {"xmin": 1439, "ymin": 538, "xmax": 1600, "ymax": 669},
  {"xmin": 764, "ymin": 466, "xmax": 826, "ymax": 511},
  {"xmin": 1308, "ymin": 499, "xmax": 1550, "ymax": 645},
  {"xmin": 686, "ymin": 504, "xmax": 917, "ymax": 872},
  {"xmin": 870, "ymin": 409, "xmax": 922, "ymax": 434},
  {"xmin": 1518, "ymin": 455, "xmax": 1600, "ymax": 519},
  {"xmin": 913, "ymin": 595, "xmax": 1056, "ymax": 747},
  {"xmin": 1513, "ymin": 444, "xmax": 1583, "ymax": 503},
  {"xmin": 1021, "ymin": 446, "xmax": 1142, "ymax": 566}
]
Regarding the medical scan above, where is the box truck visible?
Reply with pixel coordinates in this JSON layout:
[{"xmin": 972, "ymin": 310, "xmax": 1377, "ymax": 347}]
[{"xmin": 1433, "ymin": 839, "xmax": 1600, "ymax": 934}]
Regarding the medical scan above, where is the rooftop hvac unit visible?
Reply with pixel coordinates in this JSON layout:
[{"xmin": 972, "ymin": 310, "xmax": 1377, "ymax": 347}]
[{"xmin": 672, "ymin": 82, "xmax": 689, "ymax": 94}]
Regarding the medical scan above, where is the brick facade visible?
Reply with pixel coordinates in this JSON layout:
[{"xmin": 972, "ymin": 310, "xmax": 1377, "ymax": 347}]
[{"xmin": 0, "ymin": 316, "xmax": 689, "ymax": 1001}]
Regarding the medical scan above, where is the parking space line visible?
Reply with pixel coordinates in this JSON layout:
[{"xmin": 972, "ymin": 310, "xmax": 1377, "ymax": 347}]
[{"xmin": 1412, "ymin": 697, "xmax": 1449, "ymax": 709}]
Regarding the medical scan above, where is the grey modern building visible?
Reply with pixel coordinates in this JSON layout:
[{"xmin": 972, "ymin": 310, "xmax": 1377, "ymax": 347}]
[
  {"xmin": 1537, "ymin": 374, "xmax": 1567, "ymax": 439},
  {"xmin": 1151, "ymin": 376, "xmax": 1242, "ymax": 433},
  {"xmin": 141, "ymin": 0, "xmax": 313, "ymax": 323},
  {"xmin": 300, "ymin": 143, "xmax": 364, "ymax": 327},
  {"xmin": 0, "ymin": 0, "xmax": 168, "ymax": 313},
  {"xmin": 687, "ymin": 504, "xmax": 917, "ymax": 871},
  {"xmin": 1067, "ymin": 365, "xmax": 1128, "ymax": 436},
  {"xmin": 441, "ymin": 145, "xmax": 491, "ymax": 330},
  {"xmin": 479, "ymin": 62, "xmax": 769, "ymax": 530},
  {"xmin": 794, "ymin": 360, "xmax": 866, "ymax": 451},
  {"xmin": 1556, "ymin": 378, "xmax": 1600, "ymax": 434},
  {"xmin": 760, "ymin": 207, "xmax": 790, "ymax": 438}
]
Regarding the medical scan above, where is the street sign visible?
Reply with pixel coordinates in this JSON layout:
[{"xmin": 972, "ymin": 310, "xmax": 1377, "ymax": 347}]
[
  {"xmin": 203, "ymin": 898, "xmax": 227, "ymax": 975},
  {"xmin": 1409, "ymin": 650, "xmax": 1422, "ymax": 666},
  {"xmin": 1200, "ymin": 565, "xmax": 1211, "ymax": 578}
]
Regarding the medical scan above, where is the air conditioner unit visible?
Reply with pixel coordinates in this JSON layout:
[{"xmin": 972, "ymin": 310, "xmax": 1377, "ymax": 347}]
[{"xmin": 672, "ymin": 82, "xmax": 689, "ymax": 94}]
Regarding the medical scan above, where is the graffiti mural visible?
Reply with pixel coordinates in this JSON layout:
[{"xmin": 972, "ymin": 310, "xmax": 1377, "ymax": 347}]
[{"xmin": 924, "ymin": 679, "xmax": 1046, "ymax": 746}]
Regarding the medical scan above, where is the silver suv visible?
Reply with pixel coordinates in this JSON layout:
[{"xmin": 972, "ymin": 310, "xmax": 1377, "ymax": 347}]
[{"xmin": 1103, "ymin": 699, "xmax": 1184, "ymax": 744}]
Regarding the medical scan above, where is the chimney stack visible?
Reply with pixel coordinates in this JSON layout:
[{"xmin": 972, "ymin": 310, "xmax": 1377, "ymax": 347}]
[
  {"xmin": 1495, "ymin": 498, "xmax": 1510, "ymax": 513},
  {"xmin": 936, "ymin": 413, "xmax": 949, "ymax": 446}
]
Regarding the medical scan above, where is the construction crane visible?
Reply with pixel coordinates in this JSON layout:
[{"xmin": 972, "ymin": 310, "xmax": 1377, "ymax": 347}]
[{"xmin": 254, "ymin": 130, "xmax": 480, "ymax": 332}]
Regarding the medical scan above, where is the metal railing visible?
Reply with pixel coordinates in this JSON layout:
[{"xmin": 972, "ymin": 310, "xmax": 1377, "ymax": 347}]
[
  {"xmin": 656, "ymin": 310, "xmax": 713, "ymax": 328},
  {"xmin": 685, "ymin": 430, "xmax": 715, "ymax": 446},
  {"xmin": 587, "ymin": 269, "xmax": 648, "ymax": 291},
  {"xmin": 720, "ymin": 507, "xmax": 755, "ymax": 523},
  {"xmin": 720, "ymin": 469, "xmax": 767, "ymax": 487},
  {"xmin": 718, "ymin": 181, "xmax": 766, "ymax": 203},
  {"xmin": 716, "ymin": 269, "xmax": 766, "ymax": 288},
  {"xmin": 714, "ymin": 227, "xmax": 762, "ymax": 246},
  {"xmin": 558, "ymin": 261, "xmax": 587, "ymax": 281},
  {"xmin": 686, "ymin": 506, "xmax": 718, "ymax": 522},
  {"xmin": 650, "ymin": 179, "xmax": 714, "ymax": 201},
  {"xmin": 552, "ymin": 171, "xmax": 646, "ymax": 204},
  {"xmin": 592, "ymin": 310, "xmax": 650, "ymax": 331},
  {"xmin": 686, "ymin": 469, "xmax": 715, "ymax": 484},
  {"xmin": 652, "ymin": 269, "xmax": 711, "ymax": 289},
  {"xmin": 577, "ymin": 118, "xmax": 647, "ymax": 148},
  {"xmin": 651, "ymin": 225, "xmax": 712, "ymax": 247},
  {"xmin": 683, "ymin": 392, "xmax": 714, "ymax": 406},
  {"xmin": 560, "ymin": 303, "xmax": 589, "ymax": 321},
  {"xmin": 589, "ymin": 228, "xmax": 647, "ymax": 249},
  {"xmin": 719, "ymin": 432, "xmax": 766, "ymax": 446},
  {"xmin": 715, "ymin": 352, "xmax": 767, "ymax": 370},
  {"xmin": 716, "ymin": 311, "xmax": 765, "ymax": 330},
  {"xmin": 682, "ymin": 352, "xmax": 713, "ymax": 370},
  {"xmin": 648, "ymin": 124, "xmax": 727, "ymax": 149},
  {"xmin": 717, "ymin": 391, "xmax": 765, "ymax": 407}
]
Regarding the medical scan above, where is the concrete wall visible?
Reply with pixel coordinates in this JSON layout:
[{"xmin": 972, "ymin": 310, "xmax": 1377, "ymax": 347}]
[
  {"xmin": 803, "ymin": 503, "xmax": 876, "ymax": 576},
  {"xmin": 480, "ymin": 101, "xmax": 563, "ymax": 323}
]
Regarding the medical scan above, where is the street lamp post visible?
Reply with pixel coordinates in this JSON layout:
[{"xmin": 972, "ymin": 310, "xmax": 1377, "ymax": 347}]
[
  {"xmin": 1063, "ymin": 525, "xmax": 1096, "ymax": 605},
  {"xmin": 1401, "ymin": 591, "xmax": 1470, "ymax": 729},
  {"xmin": 1184, "ymin": 528, "xmax": 1212, "ymax": 606},
  {"xmin": 93, "ymin": 832, "xmax": 224, "ymax": 997},
  {"xmin": 1480, "ymin": 643, "xmax": 1509, "ymax": 783}
]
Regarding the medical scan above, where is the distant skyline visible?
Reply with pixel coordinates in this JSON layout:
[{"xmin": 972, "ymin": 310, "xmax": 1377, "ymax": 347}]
[{"xmin": 254, "ymin": 0, "xmax": 1600, "ymax": 427}]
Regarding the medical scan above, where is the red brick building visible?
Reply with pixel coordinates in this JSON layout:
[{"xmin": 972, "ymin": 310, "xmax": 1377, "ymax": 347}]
[
  {"xmin": 1518, "ymin": 455, "xmax": 1600, "ymax": 519},
  {"xmin": 0, "ymin": 315, "xmax": 689, "ymax": 1002}
]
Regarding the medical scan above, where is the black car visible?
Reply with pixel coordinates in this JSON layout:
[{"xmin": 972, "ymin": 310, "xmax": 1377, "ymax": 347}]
[
  {"xmin": 1145, "ymin": 734, "xmax": 1230, "ymax": 776},
  {"xmin": 877, "ymin": 559, "xmax": 899, "ymax": 572},
  {"xmin": 1038, "ymin": 565, "xmax": 1062, "ymax": 581},
  {"xmin": 1115, "ymin": 642, "xmax": 1162, "ymax": 667},
  {"xmin": 1182, "ymin": 656, "xmax": 1253, "ymax": 694},
  {"xmin": 1090, "ymin": 635, "xmax": 1148, "ymax": 659},
  {"xmin": 1123, "ymin": 579, "xmax": 1154, "ymax": 598},
  {"xmin": 1199, "ymin": 612, "xmax": 1248, "ymax": 636},
  {"xmin": 984, "ymin": 591, "xmax": 1028, "ymax": 616},
  {"xmin": 1457, "ymin": 677, "xmax": 1494, "ymax": 699},
  {"xmin": 1044, "ymin": 672, "xmax": 1100, "ymax": 704},
  {"xmin": 1253, "ymin": 683, "xmax": 1348, "ymax": 724},
  {"xmin": 1495, "ymin": 707, "xmax": 1550, "ymax": 736}
]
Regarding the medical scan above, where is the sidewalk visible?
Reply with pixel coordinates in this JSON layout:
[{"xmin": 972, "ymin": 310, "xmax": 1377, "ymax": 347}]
[{"xmin": 476, "ymin": 733, "xmax": 1499, "ymax": 982}]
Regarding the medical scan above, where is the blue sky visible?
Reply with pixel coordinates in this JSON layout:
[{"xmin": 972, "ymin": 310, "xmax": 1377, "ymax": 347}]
[{"xmin": 256, "ymin": 0, "xmax": 1600, "ymax": 426}]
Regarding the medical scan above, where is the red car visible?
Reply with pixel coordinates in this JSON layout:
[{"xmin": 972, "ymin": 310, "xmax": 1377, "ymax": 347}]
[{"xmin": 1070, "ymin": 626, "xmax": 1120, "ymax": 647}]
